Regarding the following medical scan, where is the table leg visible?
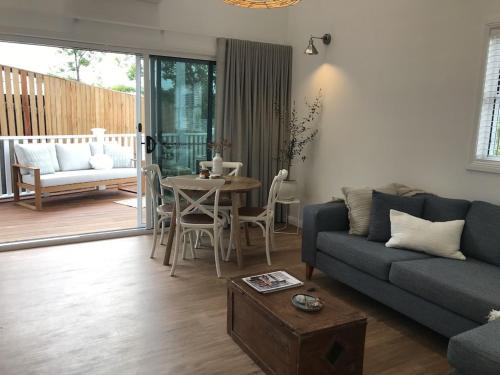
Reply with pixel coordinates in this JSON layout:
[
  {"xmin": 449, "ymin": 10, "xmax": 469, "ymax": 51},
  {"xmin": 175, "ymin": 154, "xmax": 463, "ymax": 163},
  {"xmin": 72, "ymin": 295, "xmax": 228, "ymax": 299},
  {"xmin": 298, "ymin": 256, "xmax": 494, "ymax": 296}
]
[
  {"xmin": 163, "ymin": 206, "xmax": 176, "ymax": 266},
  {"xmin": 231, "ymin": 192, "xmax": 243, "ymax": 268}
]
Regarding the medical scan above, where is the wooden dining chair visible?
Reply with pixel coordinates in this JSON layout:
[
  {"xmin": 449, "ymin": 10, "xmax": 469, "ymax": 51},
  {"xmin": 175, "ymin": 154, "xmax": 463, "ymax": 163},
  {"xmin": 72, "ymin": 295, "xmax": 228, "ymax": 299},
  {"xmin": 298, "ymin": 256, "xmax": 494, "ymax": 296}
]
[
  {"xmin": 143, "ymin": 164, "xmax": 173, "ymax": 258},
  {"xmin": 168, "ymin": 176, "xmax": 226, "ymax": 278},
  {"xmin": 226, "ymin": 169, "xmax": 288, "ymax": 266}
]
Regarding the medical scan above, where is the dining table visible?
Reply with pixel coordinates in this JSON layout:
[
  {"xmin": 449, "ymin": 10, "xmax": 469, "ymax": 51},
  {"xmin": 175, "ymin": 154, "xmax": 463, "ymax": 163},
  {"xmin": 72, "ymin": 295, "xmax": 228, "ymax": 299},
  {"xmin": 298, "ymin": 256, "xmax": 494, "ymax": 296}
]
[{"xmin": 160, "ymin": 175, "xmax": 261, "ymax": 268}]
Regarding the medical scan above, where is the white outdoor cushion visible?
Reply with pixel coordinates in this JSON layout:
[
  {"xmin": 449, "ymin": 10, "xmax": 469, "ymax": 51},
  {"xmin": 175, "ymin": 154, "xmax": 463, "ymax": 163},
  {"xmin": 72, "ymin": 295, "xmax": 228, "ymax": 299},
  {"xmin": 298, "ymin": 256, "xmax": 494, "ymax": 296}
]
[
  {"xmin": 89, "ymin": 154, "xmax": 113, "ymax": 170},
  {"xmin": 14, "ymin": 143, "xmax": 60, "ymax": 175},
  {"xmin": 22, "ymin": 168, "xmax": 136, "ymax": 187},
  {"xmin": 55, "ymin": 143, "xmax": 92, "ymax": 171},
  {"xmin": 89, "ymin": 142, "xmax": 104, "ymax": 156},
  {"xmin": 104, "ymin": 143, "xmax": 133, "ymax": 168},
  {"xmin": 386, "ymin": 210, "xmax": 466, "ymax": 260}
]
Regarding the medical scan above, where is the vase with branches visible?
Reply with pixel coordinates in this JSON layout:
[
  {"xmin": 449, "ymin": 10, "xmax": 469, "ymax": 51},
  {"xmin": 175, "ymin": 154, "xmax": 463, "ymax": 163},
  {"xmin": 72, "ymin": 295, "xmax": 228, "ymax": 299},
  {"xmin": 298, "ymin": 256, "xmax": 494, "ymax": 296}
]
[{"xmin": 277, "ymin": 90, "xmax": 322, "ymax": 178}]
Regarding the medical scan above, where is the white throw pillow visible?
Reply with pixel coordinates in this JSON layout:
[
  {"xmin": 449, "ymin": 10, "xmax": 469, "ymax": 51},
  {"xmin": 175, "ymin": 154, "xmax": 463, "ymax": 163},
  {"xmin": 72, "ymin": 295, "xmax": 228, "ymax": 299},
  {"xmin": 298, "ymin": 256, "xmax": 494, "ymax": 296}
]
[
  {"xmin": 55, "ymin": 143, "xmax": 92, "ymax": 171},
  {"xmin": 14, "ymin": 143, "xmax": 57, "ymax": 175},
  {"xmin": 89, "ymin": 154, "xmax": 114, "ymax": 170},
  {"xmin": 89, "ymin": 142, "xmax": 104, "ymax": 156},
  {"xmin": 104, "ymin": 144, "xmax": 133, "ymax": 168},
  {"xmin": 386, "ymin": 210, "xmax": 466, "ymax": 260}
]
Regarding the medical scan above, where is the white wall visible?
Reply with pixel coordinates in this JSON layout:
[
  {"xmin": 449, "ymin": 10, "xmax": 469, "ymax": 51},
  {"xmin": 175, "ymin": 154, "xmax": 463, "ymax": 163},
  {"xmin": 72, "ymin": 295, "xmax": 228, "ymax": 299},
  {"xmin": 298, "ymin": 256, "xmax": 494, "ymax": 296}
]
[
  {"xmin": 287, "ymin": 0, "xmax": 500, "ymax": 208},
  {"xmin": 0, "ymin": 0, "xmax": 289, "ymax": 58}
]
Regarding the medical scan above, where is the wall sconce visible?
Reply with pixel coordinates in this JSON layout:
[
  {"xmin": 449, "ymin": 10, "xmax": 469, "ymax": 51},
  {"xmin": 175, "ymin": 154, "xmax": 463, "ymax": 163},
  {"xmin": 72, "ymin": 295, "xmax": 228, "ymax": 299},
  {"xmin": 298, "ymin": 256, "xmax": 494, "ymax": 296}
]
[{"xmin": 305, "ymin": 33, "xmax": 332, "ymax": 55}]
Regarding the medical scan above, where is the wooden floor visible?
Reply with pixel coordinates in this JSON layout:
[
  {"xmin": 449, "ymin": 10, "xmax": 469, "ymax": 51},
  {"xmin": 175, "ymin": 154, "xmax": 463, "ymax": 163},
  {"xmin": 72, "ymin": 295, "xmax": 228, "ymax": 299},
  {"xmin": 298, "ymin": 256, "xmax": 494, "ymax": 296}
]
[
  {"xmin": 0, "ymin": 189, "xmax": 141, "ymax": 243},
  {"xmin": 0, "ymin": 229, "xmax": 449, "ymax": 375}
]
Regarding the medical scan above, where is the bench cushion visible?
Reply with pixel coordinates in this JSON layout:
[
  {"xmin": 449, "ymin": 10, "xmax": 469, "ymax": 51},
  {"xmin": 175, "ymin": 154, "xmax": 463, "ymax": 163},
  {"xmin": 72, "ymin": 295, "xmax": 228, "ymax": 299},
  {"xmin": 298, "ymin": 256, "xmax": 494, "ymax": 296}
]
[
  {"xmin": 316, "ymin": 231, "xmax": 430, "ymax": 280},
  {"xmin": 22, "ymin": 168, "xmax": 136, "ymax": 187},
  {"xmin": 448, "ymin": 319, "xmax": 500, "ymax": 375},
  {"xmin": 390, "ymin": 258, "xmax": 500, "ymax": 323},
  {"xmin": 55, "ymin": 143, "xmax": 92, "ymax": 171}
]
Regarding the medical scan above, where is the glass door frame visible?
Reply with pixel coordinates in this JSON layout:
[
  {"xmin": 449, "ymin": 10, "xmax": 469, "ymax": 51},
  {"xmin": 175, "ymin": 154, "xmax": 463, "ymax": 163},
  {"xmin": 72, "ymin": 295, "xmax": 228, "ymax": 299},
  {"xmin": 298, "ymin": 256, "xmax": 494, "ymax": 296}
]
[
  {"xmin": 0, "ymin": 37, "xmax": 151, "ymax": 251},
  {"xmin": 144, "ymin": 55, "xmax": 216, "ymax": 229}
]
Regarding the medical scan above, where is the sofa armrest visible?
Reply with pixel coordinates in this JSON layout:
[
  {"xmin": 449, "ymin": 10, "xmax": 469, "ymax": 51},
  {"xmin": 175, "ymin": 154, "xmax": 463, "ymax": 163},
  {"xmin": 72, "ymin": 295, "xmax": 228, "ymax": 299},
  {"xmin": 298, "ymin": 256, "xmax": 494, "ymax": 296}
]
[
  {"xmin": 301, "ymin": 202, "xmax": 349, "ymax": 267},
  {"xmin": 12, "ymin": 163, "xmax": 40, "ymax": 172},
  {"xmin": 448, "ymin": 319, "xmax": 500, "ymax": 375}
]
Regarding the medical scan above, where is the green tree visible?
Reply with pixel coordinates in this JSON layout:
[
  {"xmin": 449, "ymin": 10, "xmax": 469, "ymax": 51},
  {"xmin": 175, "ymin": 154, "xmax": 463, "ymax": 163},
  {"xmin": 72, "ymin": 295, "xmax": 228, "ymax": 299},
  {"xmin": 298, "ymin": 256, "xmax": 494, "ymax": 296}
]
[{"xmin": 57, "ymin": 48, "xmax": 102, "ymax": 81}]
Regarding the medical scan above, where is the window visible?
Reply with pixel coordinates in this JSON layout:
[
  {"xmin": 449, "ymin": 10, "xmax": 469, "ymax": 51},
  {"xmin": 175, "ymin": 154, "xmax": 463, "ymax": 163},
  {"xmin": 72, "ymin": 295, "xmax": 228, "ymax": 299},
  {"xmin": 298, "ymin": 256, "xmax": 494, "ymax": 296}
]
[{"xmin": 471, "ymin": 26, "xmax": 500, "ymax": 172}]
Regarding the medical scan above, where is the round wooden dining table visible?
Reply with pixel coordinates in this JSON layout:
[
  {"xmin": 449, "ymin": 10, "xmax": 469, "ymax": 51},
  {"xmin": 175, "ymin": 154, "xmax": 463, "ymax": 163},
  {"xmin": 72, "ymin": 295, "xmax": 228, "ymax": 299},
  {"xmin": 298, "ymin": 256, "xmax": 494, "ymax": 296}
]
[{"xmin": 160, "ymin": 175, "xmax": 261, "ymax": 268}]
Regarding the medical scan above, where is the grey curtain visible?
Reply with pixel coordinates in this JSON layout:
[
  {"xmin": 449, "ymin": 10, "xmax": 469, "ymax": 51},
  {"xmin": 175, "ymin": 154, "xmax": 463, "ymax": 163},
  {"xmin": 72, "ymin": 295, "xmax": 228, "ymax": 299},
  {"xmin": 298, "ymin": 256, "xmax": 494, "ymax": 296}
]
[{"xmin": 215, "ymin": 38, "xmax": 292, "ymax": 211}]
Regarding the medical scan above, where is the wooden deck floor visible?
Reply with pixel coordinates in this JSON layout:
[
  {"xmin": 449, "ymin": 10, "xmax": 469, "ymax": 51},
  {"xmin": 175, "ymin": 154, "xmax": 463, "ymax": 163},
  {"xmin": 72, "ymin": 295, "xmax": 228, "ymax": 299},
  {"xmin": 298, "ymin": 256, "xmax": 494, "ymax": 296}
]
[
  {"xmin": 0, "ymin": 231, "xmax": 450, "ymax": 375},
  {"xmin": 0, "ymin": 189, "xmax": 141, "ymax": 243}
]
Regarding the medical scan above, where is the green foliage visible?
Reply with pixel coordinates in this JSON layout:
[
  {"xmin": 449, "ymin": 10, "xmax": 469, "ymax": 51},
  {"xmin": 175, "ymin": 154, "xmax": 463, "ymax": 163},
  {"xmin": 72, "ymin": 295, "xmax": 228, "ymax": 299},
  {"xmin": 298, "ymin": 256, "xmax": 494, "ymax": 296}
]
[
  {"xmin": 110, "ymin": 85, "xmax": 136, "ymax": 93},
  {"xmin": 56, "ymin": 48, "xmax": 102, "ymax": 81}
]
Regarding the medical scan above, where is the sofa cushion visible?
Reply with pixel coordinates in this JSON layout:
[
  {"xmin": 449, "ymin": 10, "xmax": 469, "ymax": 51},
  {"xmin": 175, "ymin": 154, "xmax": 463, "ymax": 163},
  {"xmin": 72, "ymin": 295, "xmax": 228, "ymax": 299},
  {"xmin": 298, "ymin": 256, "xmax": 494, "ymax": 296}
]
[
  {"xmin": 14, "ymin": 143, "xmax": 60, "ymax": 174},
  {"xmin": 104, "ymin": 144, "xmax": 133, "ymax": 168},
  {"xmin": 367, "ymin": 191, "xmax": 425, "ymax": 242},
  {"xmin": 316, "ymin": 231, "xmax": 430, "ymax": 280},
  {"xmin": 389, "ymin": 258, "xmax": 500, "ymax": 323},
  {"xmin": 448, "ymin": 319, "xmax": 500, "ymax": 375},
  {"xmin": 341, "ymin": 184, "xmax": 398, "ymax": 236},
  {"xmin": 22, "ymin": 168, "xmax": 136, "ymax": 187},
  {"xmin": 461, "ymin": 201, "xmax": 500, "ymax": 267},
  {"xmin": 55, "ymin": 143, "xmax": 92, "ymax": 171},
  {"xmin": 386, "ymin": 210, "xmax": 466, "ymax": 260},
  {"xmin": 423, "ymin": 195, "xmax": 470, "ymax": 222}
]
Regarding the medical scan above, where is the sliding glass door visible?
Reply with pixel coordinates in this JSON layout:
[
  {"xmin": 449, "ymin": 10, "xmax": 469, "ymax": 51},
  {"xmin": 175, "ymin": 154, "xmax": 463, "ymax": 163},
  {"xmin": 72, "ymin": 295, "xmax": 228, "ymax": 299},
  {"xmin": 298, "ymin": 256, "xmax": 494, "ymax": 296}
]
[{"xmin": 149, "ymin": 56, "xmax": 215, "ymax": 176}]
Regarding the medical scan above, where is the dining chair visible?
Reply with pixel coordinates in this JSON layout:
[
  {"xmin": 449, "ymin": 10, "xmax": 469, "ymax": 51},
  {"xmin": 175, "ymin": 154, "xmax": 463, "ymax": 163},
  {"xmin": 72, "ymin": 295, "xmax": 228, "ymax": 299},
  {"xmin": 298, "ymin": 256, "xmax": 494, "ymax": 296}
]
[
  {"xmin": 143, "ymin": 164, "xmax": 174, "ymax": 258},
  {"xmin": 168, "ymin": 176, "xmax": 226, "ymax": 278},
  {"xmin": 199, "ymin": 161, "xmax": 243, "ymax": 176},
  {"xmin": 226, "ymin": 169, "xmax": 288, "ymax": 266},
  {"xmin": 197, "ymin": 161, "xmax": 244, "ymax": 247}
]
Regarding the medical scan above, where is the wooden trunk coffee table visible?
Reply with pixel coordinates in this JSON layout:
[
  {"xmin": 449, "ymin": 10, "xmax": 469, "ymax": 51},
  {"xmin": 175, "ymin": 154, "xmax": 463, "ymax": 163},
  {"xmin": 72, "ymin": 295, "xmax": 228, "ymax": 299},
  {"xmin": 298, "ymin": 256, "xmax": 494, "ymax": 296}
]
[{"xmin": 227, "ymin": 271, "xmax": 367, "ymax": 375}]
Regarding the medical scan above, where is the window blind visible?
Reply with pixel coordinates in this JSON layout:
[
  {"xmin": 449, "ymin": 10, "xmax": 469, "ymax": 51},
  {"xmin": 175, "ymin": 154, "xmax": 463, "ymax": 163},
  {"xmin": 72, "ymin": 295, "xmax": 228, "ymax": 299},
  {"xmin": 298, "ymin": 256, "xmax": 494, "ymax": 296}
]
[{"xmin": 477, "ymin": 28, "xmax": 500, "ymax": 160}]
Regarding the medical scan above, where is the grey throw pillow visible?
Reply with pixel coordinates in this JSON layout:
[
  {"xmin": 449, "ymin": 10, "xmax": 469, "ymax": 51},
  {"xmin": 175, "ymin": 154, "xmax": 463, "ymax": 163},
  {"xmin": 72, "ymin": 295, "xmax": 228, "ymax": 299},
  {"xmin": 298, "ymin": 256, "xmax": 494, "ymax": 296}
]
[
  {"xmin": 367, "ymin": 191, "xmax": 425, "ymax": 242},
  {"xmin": 342, "ymin": 184, "xmax": 398, "ymax": 236}
]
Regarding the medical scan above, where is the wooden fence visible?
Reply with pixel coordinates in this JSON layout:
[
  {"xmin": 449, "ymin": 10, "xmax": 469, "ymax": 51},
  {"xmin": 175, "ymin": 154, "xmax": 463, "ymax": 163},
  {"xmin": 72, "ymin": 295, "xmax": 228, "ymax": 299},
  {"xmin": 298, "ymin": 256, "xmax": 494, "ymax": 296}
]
[{"xmin": 0, "ymin": 64, "xmax": 140, "ymax": 137}]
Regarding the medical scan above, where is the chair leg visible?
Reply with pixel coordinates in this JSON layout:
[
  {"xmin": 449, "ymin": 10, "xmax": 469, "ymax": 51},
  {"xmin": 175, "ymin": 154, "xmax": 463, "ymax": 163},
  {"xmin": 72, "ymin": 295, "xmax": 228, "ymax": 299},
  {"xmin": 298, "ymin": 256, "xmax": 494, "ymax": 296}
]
[
  {"xmin": 150, "ymin": 214, "xmax": 159, "ymax": 258},
  {"xmin": 182, "ymin": 233, "xmax": 187, "ymax": 260},
  {"xmin": 226, "ymin": 221, "xmax": 234, "ymax": 261},
  {"xmin": 214, "ymin": 230, "xmax": 222, "ymax": 278},
  {"xmin": 170, "ymin": 226, "xmax": 182, "ymax": 277},
  {"xmin": 189, "ymin": 232, "xmax": 196, "ymax": 259},
  {"xmin": 219, "ymin": 232, "xmax": 225, "ymax": 261},
  {"xmin": 194, "ymin": 230, "xmax": 201, "ymax": 249},
  {"xmin": 159, "ymin": 219, "xmax": 166, "ymax": 245},
  {"xmin": 265, "ymin": 222, "xmax": 272, "ymax": 266},
  {"xmin": 270, "ymin": 220, "xmax": 276, "ymax": 252},
  {"xmin": 244, "ymin": 223, "xmax": 251, "ymax": 246}
]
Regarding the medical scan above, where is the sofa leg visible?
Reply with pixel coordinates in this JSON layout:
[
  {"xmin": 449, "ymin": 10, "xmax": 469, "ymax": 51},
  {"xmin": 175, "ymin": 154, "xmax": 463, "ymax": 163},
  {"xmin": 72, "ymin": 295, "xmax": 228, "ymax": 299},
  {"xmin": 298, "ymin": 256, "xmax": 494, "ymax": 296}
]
[{"xmin": 306, "ymin": 263, "xmax": 314, "ymax": 280}]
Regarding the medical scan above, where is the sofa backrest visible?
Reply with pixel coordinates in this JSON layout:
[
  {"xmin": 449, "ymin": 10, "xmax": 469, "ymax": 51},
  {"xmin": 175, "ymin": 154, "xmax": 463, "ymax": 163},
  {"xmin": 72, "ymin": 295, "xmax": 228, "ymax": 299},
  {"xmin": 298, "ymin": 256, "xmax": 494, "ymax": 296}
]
[
  {"xmin": 461, "ymin": 201, "xmax": 500, "ymax": 267},
  {"xmin": 422, "ymin": 195, "xmax": 470, "ymax": 222}
]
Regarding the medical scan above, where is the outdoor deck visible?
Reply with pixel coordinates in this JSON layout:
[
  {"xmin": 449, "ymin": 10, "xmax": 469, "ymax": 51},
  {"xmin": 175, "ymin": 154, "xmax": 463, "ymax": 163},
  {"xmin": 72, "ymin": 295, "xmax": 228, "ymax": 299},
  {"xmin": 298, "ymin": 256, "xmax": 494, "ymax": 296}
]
[{"xmin": 0, "ymin": 189, "xmax": 142, "ymax": 243}]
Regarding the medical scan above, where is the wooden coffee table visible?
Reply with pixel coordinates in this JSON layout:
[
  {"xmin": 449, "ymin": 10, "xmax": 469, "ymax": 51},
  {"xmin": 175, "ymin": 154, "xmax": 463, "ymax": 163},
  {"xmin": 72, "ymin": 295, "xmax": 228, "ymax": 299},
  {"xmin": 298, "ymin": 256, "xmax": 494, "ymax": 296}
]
[{"xmin": 227, "ymin": 271, "xmax": 367, "ymax": 375}]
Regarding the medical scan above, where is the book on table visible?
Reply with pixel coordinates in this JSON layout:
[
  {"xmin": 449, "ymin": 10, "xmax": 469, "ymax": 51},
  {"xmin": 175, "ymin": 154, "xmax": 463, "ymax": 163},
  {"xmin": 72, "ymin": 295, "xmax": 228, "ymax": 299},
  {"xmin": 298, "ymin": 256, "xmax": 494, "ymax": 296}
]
[{"xmin": 242, "ymin": 271, "xmax": 303, "ymax": 294}]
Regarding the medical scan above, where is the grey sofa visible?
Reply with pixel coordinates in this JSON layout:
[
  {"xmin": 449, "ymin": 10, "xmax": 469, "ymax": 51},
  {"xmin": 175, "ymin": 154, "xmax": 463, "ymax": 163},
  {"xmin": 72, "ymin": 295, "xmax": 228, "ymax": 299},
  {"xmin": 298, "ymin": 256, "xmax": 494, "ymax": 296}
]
[{"xmin": 302, "ymin": 195, "xmax": 500, "ymax": 375}]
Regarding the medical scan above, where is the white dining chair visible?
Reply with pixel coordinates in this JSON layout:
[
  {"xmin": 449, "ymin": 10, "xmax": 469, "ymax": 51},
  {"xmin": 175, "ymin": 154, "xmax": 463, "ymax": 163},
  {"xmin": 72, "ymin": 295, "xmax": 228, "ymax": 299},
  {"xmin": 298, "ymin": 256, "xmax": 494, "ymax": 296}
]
[
  {"xmin": 168, "ymin": 176, "xmax": 226, "ymax": 278},
  {"xmin": 197, "ymin": 161, "xmax": 244, "ymax": 247},
  {"xmin": 143, "ymin": 164, "xmax": 174, "ymax": 258},
  {"xmin": 199, "ymin": 161, "xmax": 243, "ymax": 176},
  {"xmin": 226, "ymin": 169, "xmax": 288, "ymax": 266}
]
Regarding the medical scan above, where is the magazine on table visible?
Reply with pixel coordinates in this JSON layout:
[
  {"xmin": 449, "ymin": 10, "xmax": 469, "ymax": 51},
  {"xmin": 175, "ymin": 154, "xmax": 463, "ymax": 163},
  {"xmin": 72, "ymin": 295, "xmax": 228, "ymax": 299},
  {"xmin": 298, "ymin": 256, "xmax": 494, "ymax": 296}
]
[{"xmin": 242, "ymin": 271, "xmax": 303, "ymax": 294}]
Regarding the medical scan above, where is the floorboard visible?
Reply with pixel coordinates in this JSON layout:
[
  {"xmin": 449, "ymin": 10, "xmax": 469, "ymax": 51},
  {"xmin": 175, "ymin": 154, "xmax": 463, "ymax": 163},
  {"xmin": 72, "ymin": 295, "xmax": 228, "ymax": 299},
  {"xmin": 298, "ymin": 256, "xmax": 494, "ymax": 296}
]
[
  {"xmin": 0, "ymin": 189, "xmax": 142, "ymax": 243},
  {"xmin": 0, "ymin": 229, "xmax": 449, "ymax": 374}
]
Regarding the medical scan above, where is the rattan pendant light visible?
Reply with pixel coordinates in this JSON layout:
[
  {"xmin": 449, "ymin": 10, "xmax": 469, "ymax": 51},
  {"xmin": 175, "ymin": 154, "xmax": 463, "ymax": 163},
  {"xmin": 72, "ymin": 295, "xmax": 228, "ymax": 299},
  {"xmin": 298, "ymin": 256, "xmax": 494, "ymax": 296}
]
[{"xmin": 224, "ymin": 0, "xmax": 300, "ymax": 9}]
